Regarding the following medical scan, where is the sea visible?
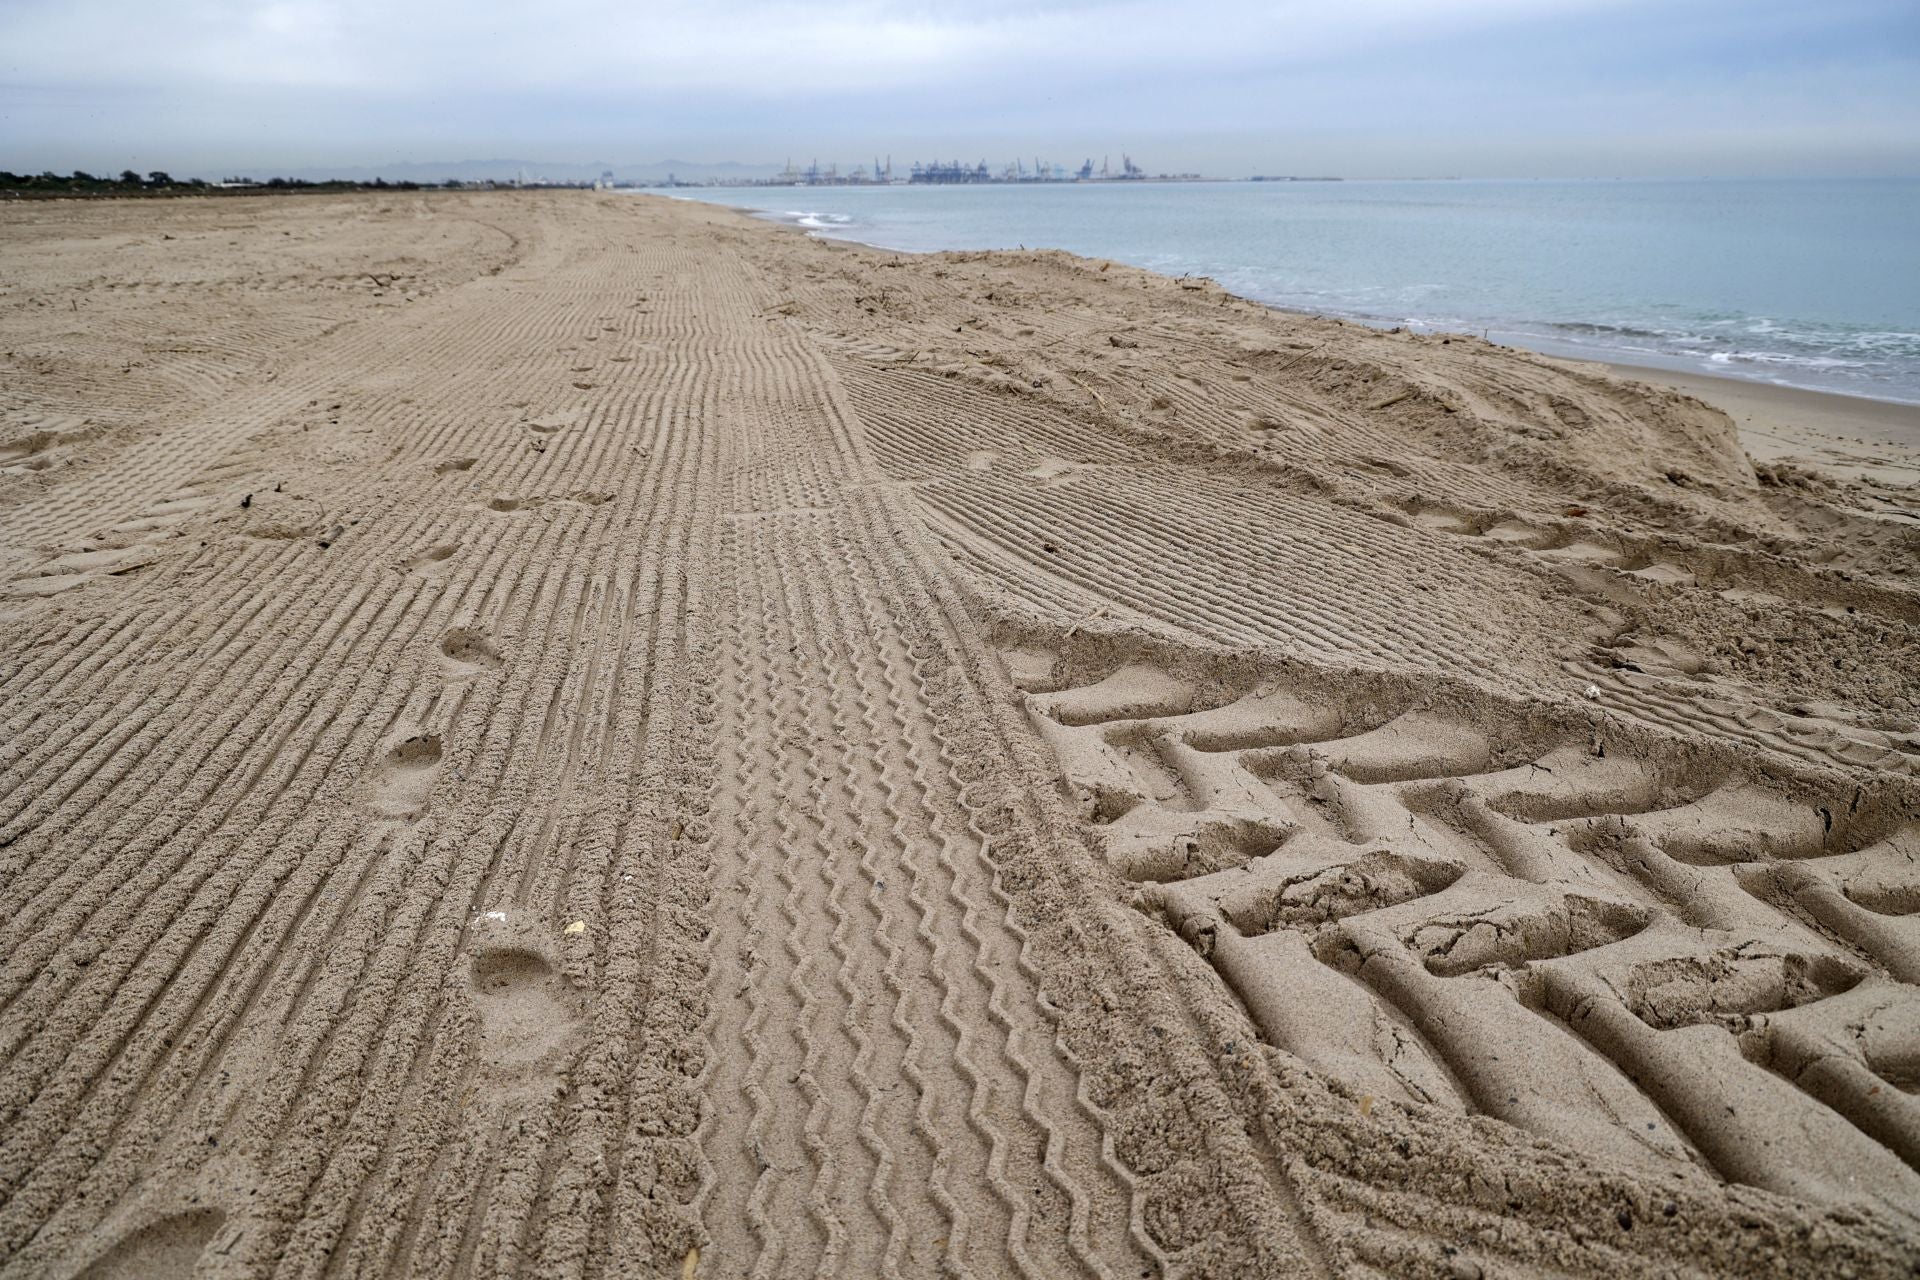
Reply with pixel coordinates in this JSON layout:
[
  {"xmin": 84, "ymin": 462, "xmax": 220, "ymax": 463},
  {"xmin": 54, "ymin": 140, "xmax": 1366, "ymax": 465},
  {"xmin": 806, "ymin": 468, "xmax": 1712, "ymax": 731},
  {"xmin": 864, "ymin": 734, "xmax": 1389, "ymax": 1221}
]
[{"xmin": 661, "ymin": 178, "xmax": 1920, "ymax": 405}]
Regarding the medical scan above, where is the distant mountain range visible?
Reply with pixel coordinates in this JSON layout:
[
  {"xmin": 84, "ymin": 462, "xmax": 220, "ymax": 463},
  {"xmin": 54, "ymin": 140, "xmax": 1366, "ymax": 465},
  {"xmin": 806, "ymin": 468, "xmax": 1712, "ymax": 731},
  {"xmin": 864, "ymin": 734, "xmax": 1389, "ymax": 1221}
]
[{"xmin": 255, "ymin": 159, "xmax": 782, "ymax": 184}]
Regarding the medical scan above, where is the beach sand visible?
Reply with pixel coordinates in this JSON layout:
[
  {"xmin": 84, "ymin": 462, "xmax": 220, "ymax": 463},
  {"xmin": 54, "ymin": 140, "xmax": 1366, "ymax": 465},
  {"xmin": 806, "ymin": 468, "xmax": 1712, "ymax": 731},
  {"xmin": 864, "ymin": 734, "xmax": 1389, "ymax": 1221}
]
[
  {"xmin": 1606, "ymin": 361, "xmax": 1920, "ymax": 506},
  {"xmin": 3, "ymin": 190, "xmax": 1917, "ymax": 1277}
]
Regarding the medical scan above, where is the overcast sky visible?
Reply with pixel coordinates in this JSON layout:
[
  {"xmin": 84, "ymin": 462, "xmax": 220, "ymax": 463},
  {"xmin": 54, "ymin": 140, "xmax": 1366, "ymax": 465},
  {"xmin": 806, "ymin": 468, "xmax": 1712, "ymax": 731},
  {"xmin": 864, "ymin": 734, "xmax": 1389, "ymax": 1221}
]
[{"xmin": 4, "ymin": 0, "xmax": 1918, "ymax": 178}]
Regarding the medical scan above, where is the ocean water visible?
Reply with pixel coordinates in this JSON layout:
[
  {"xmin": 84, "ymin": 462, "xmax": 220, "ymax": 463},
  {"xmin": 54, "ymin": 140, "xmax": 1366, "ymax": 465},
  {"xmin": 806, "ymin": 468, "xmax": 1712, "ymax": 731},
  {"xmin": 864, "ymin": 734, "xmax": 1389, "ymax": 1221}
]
[{"xmin": 661, "ymin": 179, "xmax": 1920, "ymax": 404}]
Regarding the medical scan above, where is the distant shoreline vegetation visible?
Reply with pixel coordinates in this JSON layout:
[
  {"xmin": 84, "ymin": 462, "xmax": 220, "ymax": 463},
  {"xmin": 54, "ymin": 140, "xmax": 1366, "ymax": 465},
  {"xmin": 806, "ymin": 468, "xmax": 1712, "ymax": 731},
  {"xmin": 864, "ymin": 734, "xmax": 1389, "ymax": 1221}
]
[
  {"xmin": 0, "ymin": 170, "xmax": 589, "ymax": 198},
  {"xmin": 2, "ymin": 171, "xmax": 1373, "ymax": 199}
]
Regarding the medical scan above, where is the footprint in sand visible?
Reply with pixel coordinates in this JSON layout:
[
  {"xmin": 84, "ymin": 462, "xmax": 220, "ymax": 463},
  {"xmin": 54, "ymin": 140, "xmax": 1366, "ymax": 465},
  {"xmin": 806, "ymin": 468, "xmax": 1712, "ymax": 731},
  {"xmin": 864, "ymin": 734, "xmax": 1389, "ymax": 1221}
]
[
  {"xmin": 468, "ymin": 940, "xmax": 583, "ymax": 1100},
  {"xmin": 1026, "ymin": 457, "xmax": 1085, "ymax": 487},
  {"xmin": 965, "ymin": 449, "xmax": 1000, "ymax": 472},
  {"xmin": 441, "ymin": 628, "xmax": 503, "ymax": 674},
  {"xmin": 486, "ymin": 492, "xmax": 611, "ymax": 514},
  {"xmin": 5, "ymin": 571, "xmax": 91, "ymax": 601},
  {"xmin": 0, "ymin": 434, "xmax": 55, "ymax": 468},
  {"xmin": 364, "ymin": 733, "xmax": 443, "ymax": 818},
  {"xmin": 402, "ymin": 543, "xmax": 458, "ymax": 574},
  {"xmin": 1, "ymin": 417, "xmax": 98, "ymax": 475},
  {"xmin": 243, "ymin": 520, "xmax": 318, "ymax": 542},
  {"xmin": 76, "ymin": 1210, "xmax": 224, "ymax": 1280},
  {"xmin": 433, "ymin": 456, "xmax": 477, "ymax": 475},
  {"xmin": 998, "ymin": 646, "xmax": 1061, "ymax": 692}
]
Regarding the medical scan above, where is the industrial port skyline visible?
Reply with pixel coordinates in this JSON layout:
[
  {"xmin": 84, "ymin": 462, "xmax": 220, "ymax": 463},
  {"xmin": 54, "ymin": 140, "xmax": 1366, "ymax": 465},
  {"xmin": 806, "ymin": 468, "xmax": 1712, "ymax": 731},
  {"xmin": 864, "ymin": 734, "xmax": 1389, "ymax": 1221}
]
[{"xmin": 760, "ymin": 154, "xmax": 1211, "ymax": 186}]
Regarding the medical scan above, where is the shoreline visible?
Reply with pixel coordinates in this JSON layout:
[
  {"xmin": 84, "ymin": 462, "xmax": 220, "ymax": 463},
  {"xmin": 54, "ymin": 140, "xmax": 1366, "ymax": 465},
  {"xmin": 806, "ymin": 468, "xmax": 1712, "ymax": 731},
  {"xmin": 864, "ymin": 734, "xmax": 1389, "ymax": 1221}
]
[
  {"xmin": 1602, "ymin": 360, "xmax": 1920, "ymax": 448},
  {"xmin": 675, "ymin": 190, "xmax": 1920, "ymax": 415},
  {"xmin": 750, "ymin": 198, "xmax": 1920, "ymax": 491},
  {"xmin": 1601, "ymin": 359, "xmax": 1920, "ymax": 496},
  {"xmin": 692, "ymin": 194, "xmax": 1920, "ymax": 496}
]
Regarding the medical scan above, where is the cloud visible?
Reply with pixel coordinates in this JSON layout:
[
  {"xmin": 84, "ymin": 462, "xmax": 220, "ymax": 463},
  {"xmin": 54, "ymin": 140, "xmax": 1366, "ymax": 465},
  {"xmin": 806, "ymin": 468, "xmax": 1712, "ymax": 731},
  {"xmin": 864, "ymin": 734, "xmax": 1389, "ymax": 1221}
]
[
  {"xmin": 2, "ymin": 0, "xmax": 1915, "ymax": 175},
  {"xmin": 5, "ymin": 0, "xmax": 1627, "ymax": 94}
]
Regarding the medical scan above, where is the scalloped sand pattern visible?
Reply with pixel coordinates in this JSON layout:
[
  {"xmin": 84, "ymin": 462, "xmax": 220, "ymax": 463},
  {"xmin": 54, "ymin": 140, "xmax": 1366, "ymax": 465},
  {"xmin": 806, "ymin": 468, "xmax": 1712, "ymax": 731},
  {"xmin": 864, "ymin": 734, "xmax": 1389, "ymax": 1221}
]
[{"xmin": 2, "ymin": 191, "xmax": 1917, "ymax": 1278}]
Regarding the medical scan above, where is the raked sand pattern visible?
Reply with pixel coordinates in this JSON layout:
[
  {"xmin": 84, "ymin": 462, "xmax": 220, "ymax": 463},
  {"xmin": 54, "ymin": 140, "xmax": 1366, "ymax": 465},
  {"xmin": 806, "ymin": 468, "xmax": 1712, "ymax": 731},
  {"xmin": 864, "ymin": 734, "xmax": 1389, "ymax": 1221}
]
[{"xmin": 2, "ymin": 191, "xmax": 1918, "ymax": 1278}]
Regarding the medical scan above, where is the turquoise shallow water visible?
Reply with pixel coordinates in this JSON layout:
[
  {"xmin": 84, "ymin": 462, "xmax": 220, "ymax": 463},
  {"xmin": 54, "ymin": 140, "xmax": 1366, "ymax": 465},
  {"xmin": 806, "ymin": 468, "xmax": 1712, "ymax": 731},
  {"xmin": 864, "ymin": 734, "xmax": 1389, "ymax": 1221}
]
[{"xmin": 661, "ymin": 178, "xmax": 1920, "ymax": 404}]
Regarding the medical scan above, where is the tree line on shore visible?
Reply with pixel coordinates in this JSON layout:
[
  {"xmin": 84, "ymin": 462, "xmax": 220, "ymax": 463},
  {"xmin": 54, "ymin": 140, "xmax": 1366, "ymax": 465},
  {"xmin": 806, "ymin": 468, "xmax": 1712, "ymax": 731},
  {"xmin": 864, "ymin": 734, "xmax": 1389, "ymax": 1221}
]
[{"xmin": 0, "ymin": 170, "xmax": 472, "ymax": 197}]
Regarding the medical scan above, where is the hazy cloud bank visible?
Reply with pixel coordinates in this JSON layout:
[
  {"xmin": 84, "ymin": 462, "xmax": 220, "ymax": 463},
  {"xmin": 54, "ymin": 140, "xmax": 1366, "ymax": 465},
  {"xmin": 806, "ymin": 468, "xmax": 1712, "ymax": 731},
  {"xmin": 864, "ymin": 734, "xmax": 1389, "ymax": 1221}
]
[{"xmin": 4, "ymin": 0, "xmax": 1917, "ymax": 177}]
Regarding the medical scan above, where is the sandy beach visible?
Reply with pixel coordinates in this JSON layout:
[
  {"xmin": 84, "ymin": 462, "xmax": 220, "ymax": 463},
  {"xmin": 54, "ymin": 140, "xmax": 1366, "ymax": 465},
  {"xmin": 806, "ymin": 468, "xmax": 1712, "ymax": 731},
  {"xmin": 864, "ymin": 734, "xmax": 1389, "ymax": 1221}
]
[
  {"xmin": 1605, "ymin": 361, "xmax": 1920, "ymax": 504},
  {"xmin": 3, "ymin": 190, "xmax": 1918, "ymax": 1277}
]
